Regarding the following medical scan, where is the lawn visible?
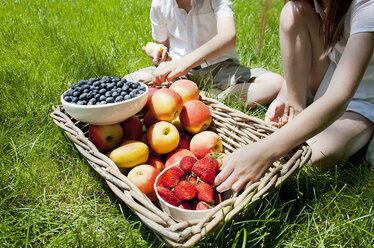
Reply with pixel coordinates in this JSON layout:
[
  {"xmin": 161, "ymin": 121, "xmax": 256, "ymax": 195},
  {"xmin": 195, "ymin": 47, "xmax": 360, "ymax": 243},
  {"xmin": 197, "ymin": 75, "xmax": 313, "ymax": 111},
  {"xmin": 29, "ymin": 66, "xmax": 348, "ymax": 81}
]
[{"xmin": 0, "ymin": 0, "xmax": 373, "ymax": 247}]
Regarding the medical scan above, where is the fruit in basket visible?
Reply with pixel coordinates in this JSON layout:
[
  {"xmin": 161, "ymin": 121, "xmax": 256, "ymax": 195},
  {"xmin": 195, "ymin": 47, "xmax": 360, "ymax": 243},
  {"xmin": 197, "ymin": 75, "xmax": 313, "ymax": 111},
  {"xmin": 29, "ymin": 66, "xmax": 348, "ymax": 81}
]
[
  {"xmin": 143, "ymin": 110, "xmax": 157, "ymax": 129},
  {"xmin": 178, "ymin": 202, "xmax": 192, "ymax": 210},
  {"xmin": 164, "ymin": 148, "xmax": 196, "ymax": 168},
  {"xmin": 141, "ymin": 87, "xmax": 159, "ymax": 113},
  {"xmin": 147, "ymin": 155, "xmax": 165, "ymax": 172},
  {"xmin": 179, "ymin": 100, "xmax": 212, "ymax": 134},
  {"xmin": 89, "ymin": 124, "xmax": 123, "ymax": 152},
  {"xmin": 179, "ymin": 156, "xmax": 198, "ymax": 174},
  {"xmin": 178, "ymin": 132, "xmax": 192, "ymax": 150},
  {"xmin": 169, "ymin": 79, "xmax": 199, "ymax": 103},
  {"xmin": 156, "ymin": 185, "xmax": 181, "ymax": 206},
  {"xmin": 146, "ymin": 121, "xmax": 180, "ymax": 154},
  {"xmin": 171, "ymin": 116, "xmax": 184, "ymax": 131},
  {"xmin": 192, "ymin": 156, "xmax": 218, "ymax": 184},
  {"xmin": 174, "ymin": 181, "xmax": 196, "ymax": 201},
  {"xmin": 160, "ymin": 168, "xmax": 180, "ymax": 188},
  {"xmin": 120, "ymin": 115, "xmax": 143, "ymax": 140},
  {"xmin": 194, "ymin": 201, "xmax": 212, "ymax": 210},
  {"xmin": 109, "ymin": 140, "xmax": 149, "ymax": 168},
  {"xmin": 190, "ymin": 131, "xmax": 223, "ymax": 159},
  {"xmin": 128, "ymin": 164, "xmax": 160, "ymax": 202},
  {"xmin": 63, "ymin": 77, "xmax": 147, "ymax": 105},
  {"xmin": 149, "ymin": 88, "xmax": 183, "ymax": 122},
  {"xmin": 196, "ymin": 183, "xmax": 214, "ymax": 203}
]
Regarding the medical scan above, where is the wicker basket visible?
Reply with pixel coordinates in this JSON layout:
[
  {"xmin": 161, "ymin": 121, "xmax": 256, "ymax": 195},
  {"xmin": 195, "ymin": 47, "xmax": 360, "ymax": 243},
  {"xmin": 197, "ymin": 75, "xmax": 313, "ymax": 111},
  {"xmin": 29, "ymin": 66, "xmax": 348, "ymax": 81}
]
[{"xmin": 50, "ymin": 82, "xmax": 311, "ymax": 247}]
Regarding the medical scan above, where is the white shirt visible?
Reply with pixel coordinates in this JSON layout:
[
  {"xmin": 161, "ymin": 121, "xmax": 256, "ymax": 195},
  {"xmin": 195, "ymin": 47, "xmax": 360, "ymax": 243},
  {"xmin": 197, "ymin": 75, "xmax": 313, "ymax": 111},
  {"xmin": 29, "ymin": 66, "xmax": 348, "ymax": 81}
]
[
  {"xmin": 314, "ymin": 0, "xmax": 374, "ymax": 121},
  {"xmin": 150, "ymin": 0, "xmax": 239, "ymax": 67}
]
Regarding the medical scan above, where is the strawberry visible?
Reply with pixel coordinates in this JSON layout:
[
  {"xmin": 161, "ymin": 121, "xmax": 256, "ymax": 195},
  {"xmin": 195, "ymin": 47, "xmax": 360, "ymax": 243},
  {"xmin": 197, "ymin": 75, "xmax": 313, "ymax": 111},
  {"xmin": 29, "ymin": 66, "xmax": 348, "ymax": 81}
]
[
  {"xmin": 169, "ymin": 166, "xmax": 186, "ymax": 180},
  {"xmin": 156, "ymin": 186, "xmax": 181, "ymax": 206},
  {"xmin": 187, "ymin": 175, "xmax": 198, "ymax": 186},
  {"xmin": 213, "ymin": 190, "xmax": 224, "ymax": 205},
  {"xmin": 191, "ymin": 156, "xmax": 218, "ymax": 183},
  {"xmin": 174, "ymin": 180, "xmax": 196, "ymax": 201},
  {"xmin": 196, "ymin": 183, "xmax": 214, "ymax": 204},
  {"xmin": 193, "ymin": 201, "xmax": 212, "ymax": 210},
  {"xmin": 179, "ymin": 156, "xmax": 197, "ymax": 174},
  {"xmin": 178, "ymin": 201, "xmax": 192, "ymax": 210},
  {"xmin": 160, "ymin": 169, "xmax": 180, "ymax": 188}
]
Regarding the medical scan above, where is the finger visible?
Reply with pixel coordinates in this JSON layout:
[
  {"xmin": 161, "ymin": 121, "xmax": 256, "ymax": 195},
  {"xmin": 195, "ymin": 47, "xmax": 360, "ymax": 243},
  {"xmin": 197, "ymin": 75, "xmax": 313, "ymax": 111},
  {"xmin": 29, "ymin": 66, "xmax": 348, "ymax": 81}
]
[
  {"xmin": 215, "ymin": 173, "xmax": 238, "ymax": 193},
  {"xmin": 213, "ymin": 162, "xmax": 234, "ymax": 186},
  {"xmin": 231, "ymin": 178, "xmax": 249, "ymax": 193}
]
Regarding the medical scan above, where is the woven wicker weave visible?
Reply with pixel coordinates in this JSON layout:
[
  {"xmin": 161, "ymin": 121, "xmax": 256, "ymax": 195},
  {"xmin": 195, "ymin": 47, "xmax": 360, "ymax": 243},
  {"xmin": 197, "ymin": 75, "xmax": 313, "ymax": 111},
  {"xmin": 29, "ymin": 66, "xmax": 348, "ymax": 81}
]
[{"xmin": 50, "ymin": 83, "xmax": 311, "ymax": 247}]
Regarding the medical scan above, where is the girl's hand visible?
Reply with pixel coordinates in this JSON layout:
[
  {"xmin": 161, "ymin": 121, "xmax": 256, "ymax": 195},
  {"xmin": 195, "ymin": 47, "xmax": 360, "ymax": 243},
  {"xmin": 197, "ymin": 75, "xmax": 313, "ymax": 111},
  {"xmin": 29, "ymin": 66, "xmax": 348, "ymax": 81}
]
[
  {"xmin": 152, "ymin": 59, "xmax": 192, "ymax": 85},
  {"xmin": 213, "ymin": 142, "xmax": 274, "ymax": 193},
  {"xmin": 265, "ymin": 98, "xmax": 290, "ymax": 127},
  {"xmin": 142, "ymin": 43, "xmax": 171, "ymax": 65}
]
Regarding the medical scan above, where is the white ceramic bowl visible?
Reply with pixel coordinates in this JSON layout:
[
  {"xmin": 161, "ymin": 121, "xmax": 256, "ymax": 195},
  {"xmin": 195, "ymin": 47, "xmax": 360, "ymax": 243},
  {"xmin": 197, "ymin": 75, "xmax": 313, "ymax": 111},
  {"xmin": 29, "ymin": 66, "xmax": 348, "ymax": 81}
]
[
  {"xmin": 154, "ymin": 163, "xmax": 232, "ymax": 222},
  {"xmin": 61, "ymin": 82, "xmax": 148, "ymax": 125}
]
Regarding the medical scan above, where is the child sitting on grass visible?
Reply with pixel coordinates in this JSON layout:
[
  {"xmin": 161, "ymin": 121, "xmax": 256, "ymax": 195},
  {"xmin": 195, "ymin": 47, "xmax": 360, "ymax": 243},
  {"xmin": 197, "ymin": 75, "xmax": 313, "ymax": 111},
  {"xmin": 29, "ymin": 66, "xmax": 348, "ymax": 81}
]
[{"xmin": 124, "ymin": 0, "xmax": 283, "ymax": 108}]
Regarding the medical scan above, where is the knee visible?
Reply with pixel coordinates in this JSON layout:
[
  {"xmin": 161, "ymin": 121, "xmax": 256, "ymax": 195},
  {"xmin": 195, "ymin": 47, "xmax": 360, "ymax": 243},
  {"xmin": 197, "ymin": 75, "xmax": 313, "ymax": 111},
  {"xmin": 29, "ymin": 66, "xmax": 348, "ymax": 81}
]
[{"xmin": 280, "ymin": 0, "xmax": 314, "ymax": 33}]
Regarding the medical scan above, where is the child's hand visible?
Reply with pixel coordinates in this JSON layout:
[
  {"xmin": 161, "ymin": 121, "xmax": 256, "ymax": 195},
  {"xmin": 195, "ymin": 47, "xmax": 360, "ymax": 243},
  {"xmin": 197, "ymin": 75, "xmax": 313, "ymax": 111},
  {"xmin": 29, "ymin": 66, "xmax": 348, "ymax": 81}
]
[
  {"xmin": 142, "ymin": 42, "xmax": 170, "ymax": 65},
  {"xmin": 265, "ymin": 98, "xmax": 302, "ymax": 127},
  {"xmin": 213, "ymin": 142, "xmax": 273, "ymax": 193},
  {"xmin": 152, "ymin": 59, "xmax": 192, "ymax": 85}
]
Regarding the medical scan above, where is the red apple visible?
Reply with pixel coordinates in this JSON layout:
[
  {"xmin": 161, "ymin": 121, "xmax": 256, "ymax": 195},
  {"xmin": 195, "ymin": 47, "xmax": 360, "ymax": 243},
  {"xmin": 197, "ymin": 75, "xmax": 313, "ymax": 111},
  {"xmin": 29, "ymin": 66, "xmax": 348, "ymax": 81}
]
[
  {"xmin": 146, "ymin": 121, "xmax": 180, "ymax": 154},
  {"xmin": 169, "ymin": 79, "xmax": 199, "ymax": 103},
  {"xmin": 120, "ymin": 115, "xmax": 143, "ymax": 140},
  {"xmin": 149, "ymin": 88, "xmax": 183, "ymax": 122},
  {"xmin": 143, "ymin": 109, "xmax": 157, "ymax": 129},
  {"xmin": 147, "ymin": 155, "xmax": 165, "ymax": 172},
  {"xmin": 89, "ymin": 124, "xmax": 123, "ymax": 152},
  {"xmin": 165, "ymin": 148, "xmax": 197, "ymax": 168},
  {"xmin": 127, "ymin": 164, "xmax": 160, "ymax": 201},
  {"xmin": 179, "ymin": 100, "xmax": 212, "ymax": 134},
  {"xmin": 141, "ymin": 87, "xmax": 159, "ymax": 113},
  {"xmin": 190, "ymin": 131, "xmax": 223, "ymax": 159},
  {"xmin": 178, "ymin": 132, "xmax": 192, "ymax": 150}
]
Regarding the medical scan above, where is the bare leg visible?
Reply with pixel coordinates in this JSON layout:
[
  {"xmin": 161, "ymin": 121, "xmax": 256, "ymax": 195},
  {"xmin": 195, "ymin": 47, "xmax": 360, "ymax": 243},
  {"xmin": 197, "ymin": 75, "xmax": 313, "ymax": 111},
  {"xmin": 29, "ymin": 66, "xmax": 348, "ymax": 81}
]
[
  {"xmin": 308, "ymin": 111, "xmax": 374, "ymax": 170},
  {"xmin": 279, "ymin": 0, "xmax": 330, "ymax": 112},
  {"xmin": 227, "ymin": 72, "xmax": 284, "ymax": 108}
]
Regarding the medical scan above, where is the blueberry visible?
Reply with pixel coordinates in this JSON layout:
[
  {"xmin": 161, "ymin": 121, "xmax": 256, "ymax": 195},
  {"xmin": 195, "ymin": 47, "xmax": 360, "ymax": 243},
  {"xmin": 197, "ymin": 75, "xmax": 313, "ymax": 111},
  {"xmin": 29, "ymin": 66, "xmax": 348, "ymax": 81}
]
[
  {"xmin": 92, "ymin": 89, "xmax": 98, "ymax": 95},
  {"xmin": 64, "ymin": 95, "xmax": 72, "ymax": 102},
  {"xmin": 115, "ymin": 96, "xmax": 124, "ymax": 102},
  {"xmin": 65, "ymin": 89, "xmax": 73, "ymax": 96},
  {"xmin": 140, "ymin": 85, "xmax": 146, "ymax": 91},
  {"xmin": 93, "ymin": 81, "xmax": 101, "ymax": 87},
  {"xmin": 120, "ymin": 78, "xmax": 127, "ymax": 83},
  {"xmin": 71, "ymin": 97, "xmax": 78, "ymax": 103},
  {"xmin": 105, "ymin": 91, "xmax": 111, "ymax": 97},
  {"xmin": 112, "ymin": 77, "xmax": 121, "ymax": 82},
  {"xmin": 79, "ymin": 93, "xmax": 88, "ymax": 100},
  {"xmin": 78, "ymin": 80, "xmax": 87, "ymax": 87},
  {"xmin": 138, "ymin": 90, "xmax": 145, "ymax": 95},
  {"xmin": 71, "ymin": 83, "xmax": 78, "ymax": 90},
  {"xmin": 83, "ymin": 89, "xmax": 89, "ymax": 93},
  {"xmin": 124, "ymin": 95, "xmax": 131, "ymax": 100},
  {"xmin": 73, "ymin": 91, "xmax": 80, "ymax": 97},
  {"xmin": 77, "ymin": 100, "xmax": 85, "ymax": 105},
  {"xmin": 102, "ymin": 76, "xmax": 111, "ymax": 82},
  {"xmin": 99, "ymin": 95, "xmax": 106, "ymax": 101},
  {"xmin": 107, "ymin": 83, "xmax": 114, "ymax": 90},
  {"xmin": 106, "ymin": 97, "xmax": 114, "ymax": 103},
  {"xmin": 95, "ymin": 94, "xmax": 101, "ymax": 100},
  {"xmin": 122, "ymin": 85, "xmax": 129, "ymax": 91},
  {"xmin": 130, "ymin": 91, "xmax": 136, "ymax": 98},
  {"xmin": 100, "ymin": 83, "xmax": 107, "ymax": 89},
  {"xmin": 75, "ymin": 86, "xmax": 83, "ymax": 92},
  {"xmin": 94, "ymin": 86, "xmax": 100, "ymax": 90},
  {"xmin": 120, "ymin": 91, "xmax": 127, "ymax": 97},
  {"xmin": 88, "ymin": 99, "xmax": 97, "ymax": 105},
  {"xmin": 112, "ymin": 91, "xmax": 119, "ymax": 98},
  {"xmin": 99, "ymin": 88, "xmax": 106, "ymax": 94},
  {"xmin": 83, "ymin": 84, "xmax": 90, "ymax": 90},
  {"xmin": 87, "ymin": 92, "xmax": 94, "ymax": 99},
  {"xmin": 116, "ymin": 81, "xmax": 124, "ymax": 88},
  {"xmin": 100, "ymin": 101, "xmax": 107, "ymax": 104}
]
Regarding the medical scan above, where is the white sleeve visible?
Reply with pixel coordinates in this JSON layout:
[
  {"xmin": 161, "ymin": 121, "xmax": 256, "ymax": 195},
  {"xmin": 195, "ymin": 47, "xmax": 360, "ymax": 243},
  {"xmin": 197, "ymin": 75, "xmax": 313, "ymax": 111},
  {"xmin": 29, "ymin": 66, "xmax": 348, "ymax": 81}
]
[
  {"xmin": 350, "ymin": 0, "xmax": 374, "ymax": 35},
  {"xmin": 212, "ymin": 0, "xmax": 235, "ymax": 19},
  {"xmin": 150, "ymin": 0, "xmax": 168, "ymax": 42}
]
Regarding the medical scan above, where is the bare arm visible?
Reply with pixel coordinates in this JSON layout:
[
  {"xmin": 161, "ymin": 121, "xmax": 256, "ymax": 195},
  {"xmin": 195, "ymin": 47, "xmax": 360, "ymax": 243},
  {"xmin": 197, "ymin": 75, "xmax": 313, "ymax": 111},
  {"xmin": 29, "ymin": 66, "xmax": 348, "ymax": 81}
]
[
  {"xmin": 152, "ymin": 17, "xmax": 236, "ymax": 84},
  {"xmin": 214, "ymin": 32, "xmax": 374, "ymax": 193}
]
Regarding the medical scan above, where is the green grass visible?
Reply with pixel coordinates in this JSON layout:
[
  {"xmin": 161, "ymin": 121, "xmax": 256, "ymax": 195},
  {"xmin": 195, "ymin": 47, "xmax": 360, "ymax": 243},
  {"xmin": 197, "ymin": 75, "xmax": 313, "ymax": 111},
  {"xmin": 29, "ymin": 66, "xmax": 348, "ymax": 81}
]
[{"xmin": 0, "ymin": 0, "xmax": 373, "ymax": 247}]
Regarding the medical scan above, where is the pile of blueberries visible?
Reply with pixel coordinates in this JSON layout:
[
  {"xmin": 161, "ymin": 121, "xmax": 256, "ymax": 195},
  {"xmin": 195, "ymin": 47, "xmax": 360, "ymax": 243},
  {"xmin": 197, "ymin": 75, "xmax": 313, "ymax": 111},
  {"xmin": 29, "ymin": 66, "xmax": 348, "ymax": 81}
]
[{"xmin": 63, "ymin": 76, "xmax": 146, "ymax": 105}]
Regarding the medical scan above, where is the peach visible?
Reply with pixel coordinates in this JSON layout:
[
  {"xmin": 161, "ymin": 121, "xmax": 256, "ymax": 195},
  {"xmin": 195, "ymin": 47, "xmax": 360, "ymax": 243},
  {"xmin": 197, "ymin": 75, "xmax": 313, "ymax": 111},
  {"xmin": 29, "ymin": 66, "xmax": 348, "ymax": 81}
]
[
  {"xmin": 143, "ymin": 109, "xmax": 158, "ymax": 129},
  {"xmin": 169, "ymin": 79, "xmax": 199, "ymax": 103},
  {"xmin": 190, "ymin": 131, "xmax": 223, "ymax": 159},
  {"xmin": 178, "ymin": 132, "xmax": 192, "ymax": 150},
  {"xmin": 146, "ymin": 121, "xmax": 180, "ymax": 154},
  {"xmin": 128, "ymin": 164, "xmax": 160, "ymax": 201},
  {"xmin": 165, "ymin": 148, "xmax": 197, "ymax": 168},
  {"xmin": 171, "ymin": 116, "xmax": 184, "ymax": 131},
  {"xmin": 179, "ymin": 100, "xmax": 212, "ymax": 134},
  {"xmin": 109, "ymin": 140, "xmax": 149, "ymax": 168},
  {"xmin": 89, "ymin": 123, "xmax": 123, "ymax": 152},
  {"xmin": 120, "ymin": 115, "xmax": 143, "ymax": 140},
  {"xmin": 149, "ymin": 88, "xmax": 183, "ymax": 122},
  {"xmin": 141, "ymin": 87, "xmax": 159, "ymax": 113}
]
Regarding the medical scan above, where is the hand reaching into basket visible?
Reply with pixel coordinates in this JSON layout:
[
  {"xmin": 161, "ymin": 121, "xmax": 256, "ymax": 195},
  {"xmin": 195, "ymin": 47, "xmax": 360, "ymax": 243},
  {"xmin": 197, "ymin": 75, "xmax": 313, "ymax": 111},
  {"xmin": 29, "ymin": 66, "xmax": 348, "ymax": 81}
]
[
  {"xmin": 213, "ymin": 141, "xmax": 274, "ymax": 193},
  {"xmin": 265, "ymin": 98, "xmax": 301, "ymax": 127},
  {"xmin": 152, "ymin": 59, "xmax": 194, "ymax": 86}
]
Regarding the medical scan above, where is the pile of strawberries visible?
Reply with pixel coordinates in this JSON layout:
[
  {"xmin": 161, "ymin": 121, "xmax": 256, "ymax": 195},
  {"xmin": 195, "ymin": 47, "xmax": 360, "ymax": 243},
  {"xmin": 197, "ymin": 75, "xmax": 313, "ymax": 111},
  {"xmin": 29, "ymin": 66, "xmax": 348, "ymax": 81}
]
[{"xmin": 156, "ymin": 155, "xmax": 224, "ymax": 210}]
